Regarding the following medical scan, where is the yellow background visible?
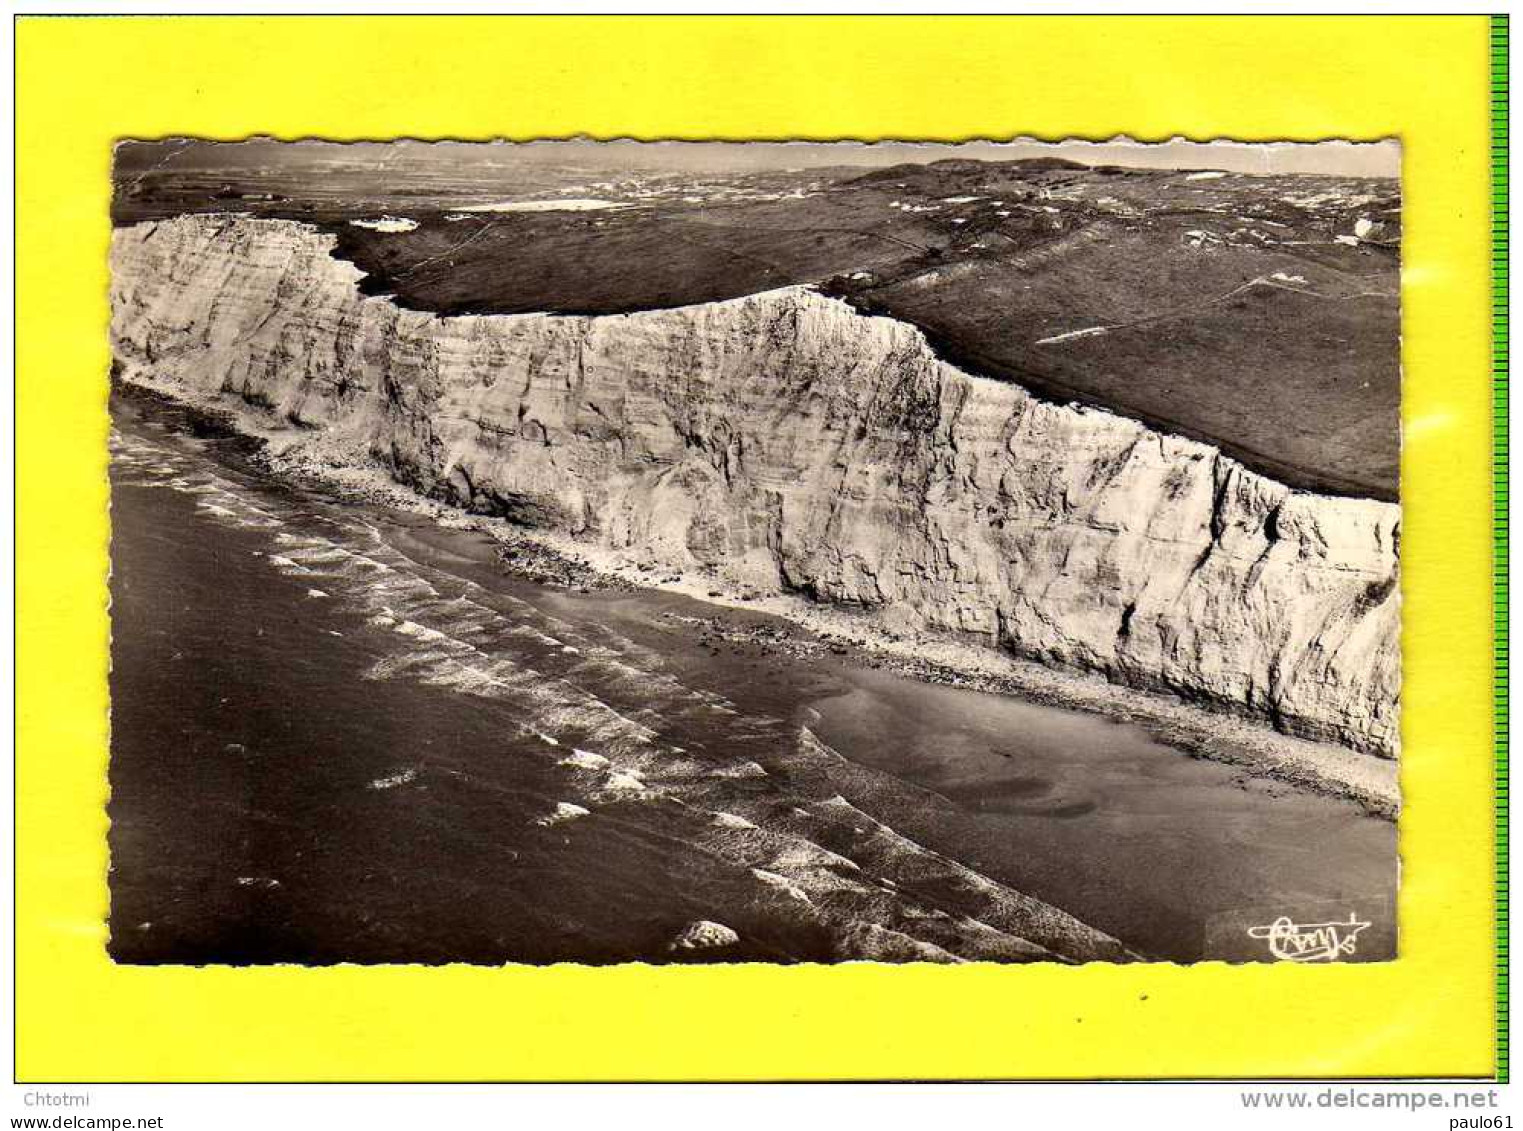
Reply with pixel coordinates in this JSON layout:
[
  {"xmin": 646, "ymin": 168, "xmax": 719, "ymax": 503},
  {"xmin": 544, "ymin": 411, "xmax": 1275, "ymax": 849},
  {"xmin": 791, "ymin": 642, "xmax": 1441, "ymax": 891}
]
[{"xmin": 15, "ymin": 14, "xmax": 1499, "ymax": 1080}]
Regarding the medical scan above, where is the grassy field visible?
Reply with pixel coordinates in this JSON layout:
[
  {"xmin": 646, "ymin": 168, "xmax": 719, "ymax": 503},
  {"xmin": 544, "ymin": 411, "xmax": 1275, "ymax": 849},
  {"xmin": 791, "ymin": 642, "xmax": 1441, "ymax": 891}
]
[{"xmin": 115, "ymin": 154, "xmax": 1400, "ymax": 499}]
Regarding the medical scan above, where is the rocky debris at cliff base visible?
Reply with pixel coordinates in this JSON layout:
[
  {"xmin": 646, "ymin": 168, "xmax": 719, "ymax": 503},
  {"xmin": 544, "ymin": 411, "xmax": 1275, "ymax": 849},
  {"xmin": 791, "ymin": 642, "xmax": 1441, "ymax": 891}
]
[
  {"xmin": 493, "ymin": 537, "xmax": 637, "ymax": 593},
  {"xmin": 668, "ymin": 919, "xmax": 741, "ymax": 952},
  {"xmin": 664, "ymin": 612, "xmax": 832, "ymax": 662}
]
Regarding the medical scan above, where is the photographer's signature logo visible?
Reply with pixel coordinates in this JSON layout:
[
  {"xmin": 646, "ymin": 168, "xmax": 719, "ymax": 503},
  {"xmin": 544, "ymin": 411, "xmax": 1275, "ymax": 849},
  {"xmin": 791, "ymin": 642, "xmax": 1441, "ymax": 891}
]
[{"xmin": 1246, "ymin": 913, "xmax": 1370, "ymax": 962}]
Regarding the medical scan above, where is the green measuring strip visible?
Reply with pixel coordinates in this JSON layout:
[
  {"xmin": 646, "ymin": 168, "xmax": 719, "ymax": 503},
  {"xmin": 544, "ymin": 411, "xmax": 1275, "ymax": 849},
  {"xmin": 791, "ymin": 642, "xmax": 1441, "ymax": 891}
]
[{"xmin": 1493, "ymin": 11, "xmax": 1510, "ymax": 1087}]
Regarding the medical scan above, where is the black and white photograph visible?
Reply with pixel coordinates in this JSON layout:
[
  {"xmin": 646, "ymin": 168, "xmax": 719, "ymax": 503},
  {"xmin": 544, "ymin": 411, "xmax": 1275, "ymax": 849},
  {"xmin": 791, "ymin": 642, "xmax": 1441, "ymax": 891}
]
[{"xmin": 105, "ymin": 137, "xmax": 1402, "ymax": 967}]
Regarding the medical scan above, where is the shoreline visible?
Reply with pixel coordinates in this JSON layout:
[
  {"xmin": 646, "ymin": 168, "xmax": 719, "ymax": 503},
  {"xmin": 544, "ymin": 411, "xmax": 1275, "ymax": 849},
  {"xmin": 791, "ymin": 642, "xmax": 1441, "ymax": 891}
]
[
  {"xmin": 113, "ymin": 377, "xmax": 1400, "ymax": 821},
  {"xmin": 519, "ymin": 540, "xmax": 1400, "ymax": 821}
]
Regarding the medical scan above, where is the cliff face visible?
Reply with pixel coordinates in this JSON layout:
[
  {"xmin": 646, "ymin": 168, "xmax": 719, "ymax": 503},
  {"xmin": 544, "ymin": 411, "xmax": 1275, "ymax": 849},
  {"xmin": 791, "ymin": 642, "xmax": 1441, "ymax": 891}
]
[{"xmin": 110, "ymin": 215, "xmax": 1401, "ymax": 757}]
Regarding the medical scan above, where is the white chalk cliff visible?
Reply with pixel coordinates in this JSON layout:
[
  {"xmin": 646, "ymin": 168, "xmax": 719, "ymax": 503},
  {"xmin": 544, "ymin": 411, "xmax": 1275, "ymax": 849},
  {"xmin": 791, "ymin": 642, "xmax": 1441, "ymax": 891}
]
[{"xmin": 110, "ymin": 215, "xmax": 1401, "ymax": 757}]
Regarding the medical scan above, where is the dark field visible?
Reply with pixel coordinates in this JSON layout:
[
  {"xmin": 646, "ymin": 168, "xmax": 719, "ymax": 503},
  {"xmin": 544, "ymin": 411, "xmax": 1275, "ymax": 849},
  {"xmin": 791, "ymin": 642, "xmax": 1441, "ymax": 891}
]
[{"xmin": 115, "ymin": 149, "xmax": 1400, "ymax": 498}]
